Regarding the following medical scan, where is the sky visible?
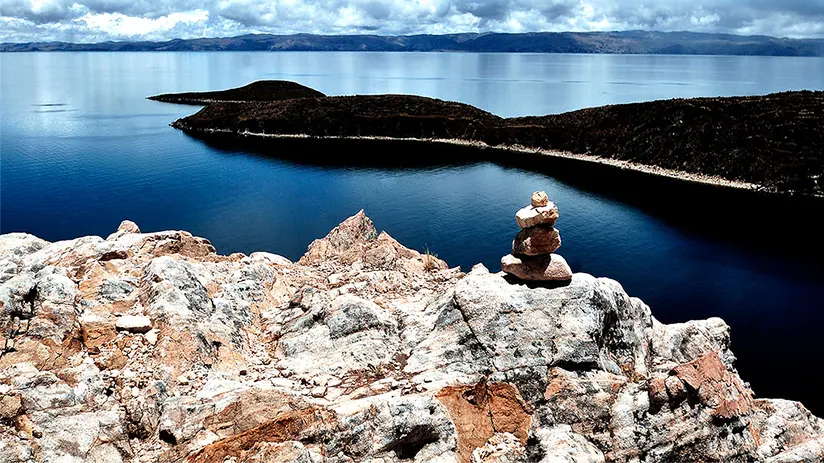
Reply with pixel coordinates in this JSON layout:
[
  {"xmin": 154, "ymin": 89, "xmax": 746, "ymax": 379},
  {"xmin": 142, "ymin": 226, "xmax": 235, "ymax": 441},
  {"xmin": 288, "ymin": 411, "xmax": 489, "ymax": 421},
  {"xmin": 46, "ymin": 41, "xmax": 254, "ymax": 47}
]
[{"xmin": 1, "ymin": 0, "xmax": 823, "ymax": 43}]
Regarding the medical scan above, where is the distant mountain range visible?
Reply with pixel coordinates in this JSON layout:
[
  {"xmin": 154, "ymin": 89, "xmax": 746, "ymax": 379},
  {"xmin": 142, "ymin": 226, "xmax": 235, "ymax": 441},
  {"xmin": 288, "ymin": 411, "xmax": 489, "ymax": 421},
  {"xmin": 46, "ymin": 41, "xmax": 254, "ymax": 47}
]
[{"xmin": 2, "ymin": 31, "xmax": 823, "ymax": 56}]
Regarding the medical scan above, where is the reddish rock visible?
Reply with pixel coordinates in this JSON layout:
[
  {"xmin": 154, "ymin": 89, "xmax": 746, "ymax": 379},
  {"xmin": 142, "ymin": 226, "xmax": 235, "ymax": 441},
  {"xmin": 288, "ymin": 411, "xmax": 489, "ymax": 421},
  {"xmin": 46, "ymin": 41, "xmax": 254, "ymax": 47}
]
[
  {"xmin": 436, "ymin": 380, "xmax": 532, "ymax": 463},
  {"xmin": 80, "ymin": 315, "xmax": 116, "ymax": 349},
  {"xmin": 648, "ymin": 377, "xmax": 669, "ymax": 410},
  {"xmin": 501, "ymin": 253, "xmax": 572, "ymax": 281},
  {"xmin": 512, "ymin": 226, "xmax": 561, "ymax": 256},
  {"xmin": 0, "ymin": 393, "xmax": 22, "ymax": 419},
  {"xmin": 184, "ymin": 407, "xmax": 333, "ymax": 463},
  {"xmin": 672, "ymin": 351, "xmax": 753, "ymax": 420}
]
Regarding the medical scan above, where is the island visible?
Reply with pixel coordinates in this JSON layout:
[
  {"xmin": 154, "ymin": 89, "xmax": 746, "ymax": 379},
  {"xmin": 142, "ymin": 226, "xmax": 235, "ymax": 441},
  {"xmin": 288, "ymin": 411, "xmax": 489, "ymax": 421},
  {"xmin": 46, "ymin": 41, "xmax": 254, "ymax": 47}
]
[
  {"xmin": 151, "ymin": 81, "xmax": 824, "ymax": 197},
  {"xmin": 147, "ymin": 81, "xmax": 325, "ymax": 105}
]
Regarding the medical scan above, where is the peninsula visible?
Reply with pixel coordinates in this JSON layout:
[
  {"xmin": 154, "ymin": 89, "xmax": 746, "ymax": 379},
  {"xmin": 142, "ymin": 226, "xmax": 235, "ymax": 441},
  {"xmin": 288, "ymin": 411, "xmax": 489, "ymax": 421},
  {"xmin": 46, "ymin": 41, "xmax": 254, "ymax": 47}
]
[{"xmin": 152, "ymin": 81, "xmax": 824, "ymax": 196}]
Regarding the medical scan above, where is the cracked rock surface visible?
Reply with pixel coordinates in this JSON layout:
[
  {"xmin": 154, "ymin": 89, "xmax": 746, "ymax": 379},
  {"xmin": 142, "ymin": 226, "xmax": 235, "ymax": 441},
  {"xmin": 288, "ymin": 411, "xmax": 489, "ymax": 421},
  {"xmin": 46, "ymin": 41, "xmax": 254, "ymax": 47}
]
[{"xmin": 0, "ymin": 212, "xmax": 822, "ymax": 462}]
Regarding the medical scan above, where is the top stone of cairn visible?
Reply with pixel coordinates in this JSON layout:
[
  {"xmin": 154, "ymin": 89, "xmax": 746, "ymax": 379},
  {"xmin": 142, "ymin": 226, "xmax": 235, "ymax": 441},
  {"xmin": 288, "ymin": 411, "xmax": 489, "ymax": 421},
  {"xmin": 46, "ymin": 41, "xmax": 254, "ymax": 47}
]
[
  {"xmin": 531, "ymin": 191, "xmax": 549, "ymax": 207},
  {"xmin": 516, "ymin": 191, "xmax": 559, "ymax": 228}
]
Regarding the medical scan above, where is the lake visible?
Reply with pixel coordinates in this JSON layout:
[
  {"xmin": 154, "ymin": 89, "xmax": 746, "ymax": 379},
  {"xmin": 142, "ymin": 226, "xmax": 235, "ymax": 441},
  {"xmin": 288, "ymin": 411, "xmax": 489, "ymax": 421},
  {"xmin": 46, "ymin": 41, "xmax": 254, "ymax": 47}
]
[{"xmin": 1, "ymin": 51, "xmax": 823, "ymax": 414}]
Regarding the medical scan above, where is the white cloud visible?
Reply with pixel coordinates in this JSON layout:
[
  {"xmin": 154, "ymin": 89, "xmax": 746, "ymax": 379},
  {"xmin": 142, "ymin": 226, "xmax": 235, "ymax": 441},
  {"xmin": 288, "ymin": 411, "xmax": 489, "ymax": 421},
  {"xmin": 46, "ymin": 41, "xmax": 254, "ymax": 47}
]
[
  {"xmin": 74, "ymin": 9, "xmax": 208, "ymax": 39},
  {"xmin": 1, "ymin": 0, "xmax": 822, "ymax": 42}
]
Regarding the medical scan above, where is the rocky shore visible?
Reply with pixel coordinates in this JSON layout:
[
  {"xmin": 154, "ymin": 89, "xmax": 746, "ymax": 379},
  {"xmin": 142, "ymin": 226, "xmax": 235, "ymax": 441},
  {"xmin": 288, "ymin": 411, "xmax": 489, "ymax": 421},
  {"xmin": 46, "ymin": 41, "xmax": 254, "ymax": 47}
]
[
  {"xmin": 1, "ymin": 208, "xmax": 823, "ymax": 462},
  {"xmin": 154, "ymin": 81, "xmax": 824, "ymax": 196}
]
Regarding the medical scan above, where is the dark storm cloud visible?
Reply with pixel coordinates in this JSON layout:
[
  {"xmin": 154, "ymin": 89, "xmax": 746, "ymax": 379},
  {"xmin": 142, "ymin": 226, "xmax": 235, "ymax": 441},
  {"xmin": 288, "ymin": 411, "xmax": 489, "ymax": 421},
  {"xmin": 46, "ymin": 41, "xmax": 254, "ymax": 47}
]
[{"xmin": 1, "ymin": 0, "xmax": 822, "ymax": 43}]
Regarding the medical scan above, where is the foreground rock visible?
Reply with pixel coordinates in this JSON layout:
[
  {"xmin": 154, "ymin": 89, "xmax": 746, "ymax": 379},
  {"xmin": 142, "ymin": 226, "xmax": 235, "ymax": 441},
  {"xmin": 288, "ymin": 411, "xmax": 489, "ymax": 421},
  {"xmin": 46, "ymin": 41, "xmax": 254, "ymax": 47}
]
[{"xmin": 0, "ymin": 213, "xmax": 822, "ymax": 462}]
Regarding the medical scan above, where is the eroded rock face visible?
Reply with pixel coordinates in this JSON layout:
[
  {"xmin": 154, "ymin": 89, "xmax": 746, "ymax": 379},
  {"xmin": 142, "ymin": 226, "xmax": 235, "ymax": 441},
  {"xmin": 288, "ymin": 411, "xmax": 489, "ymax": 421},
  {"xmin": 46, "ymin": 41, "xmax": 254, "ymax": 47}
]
[{"xmin": 0, "ymin": 213, "xmax": 821, "ymax": 463}]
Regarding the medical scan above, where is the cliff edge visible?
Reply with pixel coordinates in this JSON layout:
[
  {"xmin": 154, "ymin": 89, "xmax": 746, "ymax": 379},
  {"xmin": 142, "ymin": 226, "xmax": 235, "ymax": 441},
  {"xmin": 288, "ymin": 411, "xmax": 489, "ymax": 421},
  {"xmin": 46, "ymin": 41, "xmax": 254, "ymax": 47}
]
[{"xmin": 0, "ymin": 211, "xmax": 822, "ymax": 462}]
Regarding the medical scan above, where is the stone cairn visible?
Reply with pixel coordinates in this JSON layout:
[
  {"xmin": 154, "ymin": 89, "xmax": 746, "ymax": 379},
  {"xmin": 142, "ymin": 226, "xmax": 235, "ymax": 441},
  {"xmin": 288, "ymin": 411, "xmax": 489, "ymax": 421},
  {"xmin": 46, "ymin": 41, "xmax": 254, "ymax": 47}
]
[{"xmin": 501, "ymin": 191, "xmax": 573, "ymax": 282}]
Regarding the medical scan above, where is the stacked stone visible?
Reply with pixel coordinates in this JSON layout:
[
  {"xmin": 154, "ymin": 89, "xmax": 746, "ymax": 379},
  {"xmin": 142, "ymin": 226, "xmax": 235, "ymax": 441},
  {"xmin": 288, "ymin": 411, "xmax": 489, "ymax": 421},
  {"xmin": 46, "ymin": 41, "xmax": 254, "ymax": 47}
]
[{"xmin": 501, "ymin": 191, "xmax": 573, "ymax": 282}]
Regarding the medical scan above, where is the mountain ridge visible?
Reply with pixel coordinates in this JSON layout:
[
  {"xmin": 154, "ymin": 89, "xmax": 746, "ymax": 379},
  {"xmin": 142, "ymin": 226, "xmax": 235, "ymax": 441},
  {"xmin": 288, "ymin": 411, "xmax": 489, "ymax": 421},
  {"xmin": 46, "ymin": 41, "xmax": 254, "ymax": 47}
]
[{"xmin": 3, "ymin": 30, "xmax": 824, "ymax": 56}]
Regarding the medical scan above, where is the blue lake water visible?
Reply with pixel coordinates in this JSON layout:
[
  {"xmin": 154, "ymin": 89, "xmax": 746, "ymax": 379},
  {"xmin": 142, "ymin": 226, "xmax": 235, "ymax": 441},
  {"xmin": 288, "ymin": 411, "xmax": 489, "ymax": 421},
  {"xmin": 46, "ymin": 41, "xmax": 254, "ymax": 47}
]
[{"xmin": 1, "ymin": 52, "xmax": 823, "ymax": 413}]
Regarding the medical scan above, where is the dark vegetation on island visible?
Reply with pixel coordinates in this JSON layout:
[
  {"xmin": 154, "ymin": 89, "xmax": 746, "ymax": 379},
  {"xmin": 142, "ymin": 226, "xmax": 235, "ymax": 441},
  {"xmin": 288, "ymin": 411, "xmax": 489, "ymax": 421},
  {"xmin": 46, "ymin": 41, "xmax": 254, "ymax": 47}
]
[
  {"xmin": 159, "ymin": 81, "xmax": 824, "ymax": 196},
  {"xmin": 4, "ymin": 31, "xmax": 824, "ymax": 56},
  {"xmin": 148, "ymin": 81, "xmax": 325, "ymax": 105}
]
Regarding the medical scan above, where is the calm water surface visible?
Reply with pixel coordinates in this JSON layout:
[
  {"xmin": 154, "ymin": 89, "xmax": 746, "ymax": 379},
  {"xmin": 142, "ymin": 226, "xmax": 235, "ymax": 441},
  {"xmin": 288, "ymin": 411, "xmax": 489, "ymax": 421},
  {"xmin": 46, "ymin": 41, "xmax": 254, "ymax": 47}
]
[{"xmin": 2, "ymin": 52, "xmax": 823, "ymax": 412}]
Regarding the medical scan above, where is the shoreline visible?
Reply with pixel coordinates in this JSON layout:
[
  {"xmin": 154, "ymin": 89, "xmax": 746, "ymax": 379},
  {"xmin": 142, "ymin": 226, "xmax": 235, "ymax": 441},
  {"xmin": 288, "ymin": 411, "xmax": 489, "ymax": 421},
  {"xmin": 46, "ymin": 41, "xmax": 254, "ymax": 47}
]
[{"xmin": 176, "ymin": 123, "xmax": 770, "ymax": 194}]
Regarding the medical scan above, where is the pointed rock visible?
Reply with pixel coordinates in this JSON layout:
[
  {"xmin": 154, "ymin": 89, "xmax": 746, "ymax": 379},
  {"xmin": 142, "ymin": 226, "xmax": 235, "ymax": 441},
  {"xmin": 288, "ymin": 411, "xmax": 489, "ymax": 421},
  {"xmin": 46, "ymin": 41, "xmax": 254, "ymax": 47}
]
[{"xmin": 299, "ymin": 210, "xmax": 378, "ymax": 265}]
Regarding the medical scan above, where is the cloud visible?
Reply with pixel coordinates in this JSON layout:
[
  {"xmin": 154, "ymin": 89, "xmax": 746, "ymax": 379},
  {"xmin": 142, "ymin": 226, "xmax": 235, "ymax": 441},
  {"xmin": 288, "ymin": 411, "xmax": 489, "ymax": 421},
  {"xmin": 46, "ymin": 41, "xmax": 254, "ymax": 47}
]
[
  {"xmin": 75, "ymin": 10, "xmax": 209, "ymax": 39},
  {"xmin": 1, "ymin": 0, "xmax": 822, "ymax": 43}
]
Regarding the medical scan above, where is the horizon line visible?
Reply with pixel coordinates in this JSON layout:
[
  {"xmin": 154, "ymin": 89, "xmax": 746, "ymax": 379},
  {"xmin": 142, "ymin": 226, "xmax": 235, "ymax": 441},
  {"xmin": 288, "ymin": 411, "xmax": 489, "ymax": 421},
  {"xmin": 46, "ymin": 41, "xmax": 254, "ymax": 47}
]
[{"xmin": 3, "ymin": 29, "xmax": 824, "ymax": 46}]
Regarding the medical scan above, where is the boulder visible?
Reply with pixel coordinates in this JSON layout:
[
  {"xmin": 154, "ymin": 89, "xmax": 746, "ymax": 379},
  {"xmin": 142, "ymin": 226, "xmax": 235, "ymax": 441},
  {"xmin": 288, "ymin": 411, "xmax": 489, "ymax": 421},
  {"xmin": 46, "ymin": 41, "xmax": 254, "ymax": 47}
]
[
  {"xmin": 515, "ymin": 203, "xmax": 559, "ymax": 229},
  {"xmin": 500, "ymin": 253, "xmax": 572, "ymax": 281},
  {"xmin": 512, "ymin": 226, "xmax": 561, "ymax": 256}
]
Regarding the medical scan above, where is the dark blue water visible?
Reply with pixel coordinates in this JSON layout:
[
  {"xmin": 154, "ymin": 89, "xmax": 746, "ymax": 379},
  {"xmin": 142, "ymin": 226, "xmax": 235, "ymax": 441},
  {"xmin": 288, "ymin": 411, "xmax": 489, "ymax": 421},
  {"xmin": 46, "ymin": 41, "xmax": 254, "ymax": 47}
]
[{"xmin": 2, "ymin": 52, "xmax": 823, "ymax": 413}]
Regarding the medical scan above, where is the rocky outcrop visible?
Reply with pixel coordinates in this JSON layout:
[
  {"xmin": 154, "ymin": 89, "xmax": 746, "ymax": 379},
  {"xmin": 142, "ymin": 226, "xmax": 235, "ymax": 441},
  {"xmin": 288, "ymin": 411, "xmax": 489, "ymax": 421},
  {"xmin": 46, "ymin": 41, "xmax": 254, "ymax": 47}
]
[{"xmin": 0, "ymin": 211, "xmax": 821, "ymax": 462}]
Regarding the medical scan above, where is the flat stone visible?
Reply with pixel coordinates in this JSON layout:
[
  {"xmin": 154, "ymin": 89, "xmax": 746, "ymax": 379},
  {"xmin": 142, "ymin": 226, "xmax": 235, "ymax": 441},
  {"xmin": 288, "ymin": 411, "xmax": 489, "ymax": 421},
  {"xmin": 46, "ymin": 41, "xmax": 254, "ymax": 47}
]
[
  {"xmin": 531, "ymin": 191, "xmax": 549, "ymax": 207},
  {"xmin": 512, "ymin": 226, "xmax": 561, "ymax": 256},
  {"xmin": 500, "ymin": 253, "xmax": 572, "ymax": 281},
  {"xmin": 115, "ymin": 315, "xmax": 152, "ymax": 333},
  {"xmin": 515, "ymin": 203, "xmax": 559, "ymax": 229}
]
